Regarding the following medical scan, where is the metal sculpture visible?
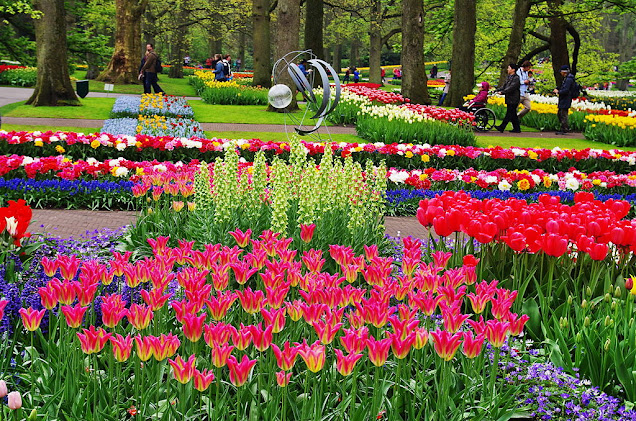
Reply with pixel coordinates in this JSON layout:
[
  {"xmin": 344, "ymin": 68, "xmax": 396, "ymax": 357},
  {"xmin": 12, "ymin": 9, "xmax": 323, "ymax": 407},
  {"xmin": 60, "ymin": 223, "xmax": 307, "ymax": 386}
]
[{"xmin": 268, "ymin": 50, "xmax": 341, "ymax": 138}]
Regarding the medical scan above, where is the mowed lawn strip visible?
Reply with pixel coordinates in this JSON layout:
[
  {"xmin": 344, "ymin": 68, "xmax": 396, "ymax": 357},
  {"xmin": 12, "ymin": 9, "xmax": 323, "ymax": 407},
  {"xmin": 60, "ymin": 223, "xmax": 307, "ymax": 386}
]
[{"xmin": 1, "ymin": 98, "xmax": 115, "ymax": 120}]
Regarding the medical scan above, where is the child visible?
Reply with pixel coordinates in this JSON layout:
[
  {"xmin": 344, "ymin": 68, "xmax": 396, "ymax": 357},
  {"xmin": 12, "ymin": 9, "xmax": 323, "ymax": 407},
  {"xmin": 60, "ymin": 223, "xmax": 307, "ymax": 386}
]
[{"xmin": 459, "ymin": 81, "xmax": 489, "ymax": 111}]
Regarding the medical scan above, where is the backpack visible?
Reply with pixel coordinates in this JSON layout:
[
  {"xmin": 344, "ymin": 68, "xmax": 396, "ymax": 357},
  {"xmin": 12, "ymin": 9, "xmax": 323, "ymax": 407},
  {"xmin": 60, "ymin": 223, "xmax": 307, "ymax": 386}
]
[
  {"xmin": 222, "ymin": 60, "xmax": 231, "ymax": 78},
  {"xmin": 155, "ymin": 54, "xmax": 163, "ymax": 73},
  {"xmin": 569, "ymin": 76, "xmax": 580, "ymax": 98}
]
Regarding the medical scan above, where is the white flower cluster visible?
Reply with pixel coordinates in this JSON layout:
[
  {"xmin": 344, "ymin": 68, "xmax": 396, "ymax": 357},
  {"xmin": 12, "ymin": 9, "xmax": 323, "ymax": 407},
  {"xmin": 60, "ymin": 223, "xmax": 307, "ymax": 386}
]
[
  {"xmin": 358, "ymin": 104, "xmax": 431, "ymax": 124},
  {"xmin": 587, "ymin": 90, "xmax": 636, "ymax": 98}
]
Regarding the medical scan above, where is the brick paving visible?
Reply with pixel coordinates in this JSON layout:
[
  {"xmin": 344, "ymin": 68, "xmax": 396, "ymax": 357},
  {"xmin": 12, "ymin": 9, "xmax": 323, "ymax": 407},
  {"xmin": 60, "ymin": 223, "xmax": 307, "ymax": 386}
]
[{"xmin": 29, "ymin": 209, "xmax": 427, "ymax": 240}]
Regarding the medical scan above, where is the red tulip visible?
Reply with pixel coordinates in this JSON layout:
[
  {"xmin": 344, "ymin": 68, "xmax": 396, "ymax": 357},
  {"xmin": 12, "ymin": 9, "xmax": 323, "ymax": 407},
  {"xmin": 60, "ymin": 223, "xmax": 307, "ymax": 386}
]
[
  {"xmin": 168, "ymin": 354, "xmax": 196, "ymax": 384},
  {"xmin": 430, "ymin": 330, "xmax": 463, "ymax": 361},
  {"xmin": 193, "ymin": 368, "xmax": 215, "ymax": 391},
  {"xmin": 300, "ymin": 224, "xmax": 316, "ymax": 243},
  {"xmin": 227, "ymin": 355, "xmax": 257, "ymax": 387},
  {"xmin": 77, "ymin": 325, "xmax": 111, "ymax": 354},
  {"xmin": 334, "ymin": 349, "xmax": 363, "ymax": 376},
  {"xmin": 61, "ymin": 304, "xmax": 88, "ymax": 328},
  {"xmin": 19, "ymin": 307, "xmax": 45, "ymax": 331}
]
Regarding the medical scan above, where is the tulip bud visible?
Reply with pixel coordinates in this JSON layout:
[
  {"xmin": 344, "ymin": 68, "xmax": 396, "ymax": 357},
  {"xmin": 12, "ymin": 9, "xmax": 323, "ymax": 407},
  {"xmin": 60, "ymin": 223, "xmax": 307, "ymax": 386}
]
[
  {"xmin": 576, "ymin": 332, "xmax": 582, "ymax": 343},
  {"xmin": 581, "ymin": 299, "xmax": 588, "ymax": 309},
  {"xmin": 586, "ymin": 287, "xmax": 593, "ymax": 297},
  {"xmin": 604, "ymin": 338, "xmax": 611, "ymax": 351},
  {"xmin": 584, "ymin": 316, "xmax": 590, "ymax": 327},
  {"xmin": 146, "ymin": 197, "xmax": 151, "ymax": 203},
  {"xmin": 626, "ymin": 277, "xmax": 634, "ymax": 290},
  {"xmin": 630, "ymin": 318, "xmax": 634, "ymax": 328},
  {"xmin": 567, "ymin": 295, "xmax": 573, "ymax": 306},
  {"xmin": 0, "ymin": 380, "xmax": 7, "ymax": 398},
  {"xmin": 604, "ymin": 315, "xmax": 611, "ymax": 327},
  {"xmin": 28, "ymin": 409, "xmax": 38, "ymax": 421},
  {"xmin": 7, "ymin": 391, "xmax": 22, "ymax": 410},
  {"xmin": 604, "ymin": 293, "xmax": 611, "ymax": 303},
  {"xmin": 611, "ymin": 301, "xmax": 617, "ymax": 311},
  {"xmin": 559, "ymin": 317, "xmax": 568, "ymax": 329},
  {"xmin": 615, "ymin": 286, "xmax": 622, "ymax": 298}
]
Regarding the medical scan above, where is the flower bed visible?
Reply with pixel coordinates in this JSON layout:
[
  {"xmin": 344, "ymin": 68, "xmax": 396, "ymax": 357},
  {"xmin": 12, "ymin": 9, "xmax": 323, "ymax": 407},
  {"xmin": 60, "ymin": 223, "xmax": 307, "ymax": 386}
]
[
  {"xmin": 5, "ymin": 131, "xmax": 636, "ymax": 173},
  {"xmin": 101, "ymin": 94, "xmax": 202, "ymax": 138},
  {"xmin": 190, "ymin": 71, "xmax": 268, "ymax": 105},
  {"xmin": 110, "ymin": 94, "xmax": 195, "ymax": 119}
]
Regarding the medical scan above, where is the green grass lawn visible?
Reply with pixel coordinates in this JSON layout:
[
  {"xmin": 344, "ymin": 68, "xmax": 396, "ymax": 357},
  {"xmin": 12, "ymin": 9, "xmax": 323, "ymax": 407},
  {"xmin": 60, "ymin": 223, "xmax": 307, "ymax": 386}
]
[
  {"xmin": 190, "ymin": 101, "xmax": 335, "ymax": 125},
  {"xmin": 203, "ymin": 131, "xmax": 362, "ymax": 143},
  {"xmin": 0, "ymin": 98, "xmax": 115, "ymax": 119},
  {"xmin": 69, "ymin": 71, "xmax": 197, "ymax": 97},
  {"xmin": 478, "ymin": 135, "xmax": 636, "ymax": 151},
  {"xmin": 2, "ymin": 124, "xmax": 101, "ymax": 133}
]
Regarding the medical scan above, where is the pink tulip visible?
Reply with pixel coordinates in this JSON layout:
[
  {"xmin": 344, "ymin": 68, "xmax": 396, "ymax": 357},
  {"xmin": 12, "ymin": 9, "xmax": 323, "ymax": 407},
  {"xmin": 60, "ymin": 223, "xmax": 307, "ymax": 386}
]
[{"xmin": 7, "ymin": 391, "xmax": 21, "ymax": 410}]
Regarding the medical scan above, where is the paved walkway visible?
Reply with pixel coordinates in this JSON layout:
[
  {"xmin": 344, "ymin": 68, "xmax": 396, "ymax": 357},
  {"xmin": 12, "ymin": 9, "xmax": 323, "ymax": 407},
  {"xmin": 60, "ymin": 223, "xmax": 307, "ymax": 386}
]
[{"xmin": 28, "ymin": 209, "xmax": 427, "ymax": 240}]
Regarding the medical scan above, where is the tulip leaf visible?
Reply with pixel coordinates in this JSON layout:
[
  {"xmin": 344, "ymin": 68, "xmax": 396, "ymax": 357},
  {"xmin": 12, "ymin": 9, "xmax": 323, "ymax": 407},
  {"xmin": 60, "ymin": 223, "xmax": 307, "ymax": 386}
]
[{"xmin": 521, "ymin": 298, "xmax": 541, "ymax": 340}]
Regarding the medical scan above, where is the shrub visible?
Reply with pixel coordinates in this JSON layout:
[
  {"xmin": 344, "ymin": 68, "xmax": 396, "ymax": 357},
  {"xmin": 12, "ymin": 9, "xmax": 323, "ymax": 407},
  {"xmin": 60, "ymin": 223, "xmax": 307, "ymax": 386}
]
[{"xmin": 0, "ymin": 67, "xmax": 37, "ymax": 87}]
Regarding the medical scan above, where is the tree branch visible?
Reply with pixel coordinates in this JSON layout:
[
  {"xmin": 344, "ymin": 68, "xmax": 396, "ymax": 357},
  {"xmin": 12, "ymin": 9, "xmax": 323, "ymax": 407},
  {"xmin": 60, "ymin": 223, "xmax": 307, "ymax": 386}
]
[
  {"xmin": 528, "ymin": 30, "xmax": 550, "ymax": 43},
  {"xmin": 520, "ymin": 43, "xmax": 551, "ymax": 63},
  {"xmin": 381, "ymin": 27, "xmax": 401, "ymax": 44}
]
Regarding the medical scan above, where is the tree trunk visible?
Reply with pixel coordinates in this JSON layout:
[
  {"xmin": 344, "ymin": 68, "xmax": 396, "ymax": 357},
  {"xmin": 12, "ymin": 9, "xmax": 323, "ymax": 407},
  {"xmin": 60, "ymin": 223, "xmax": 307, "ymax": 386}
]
[
  {"xmin": 27, "ymin": 0, "xmax": 79, "ymax": 106},
  {"xmin": 368, "ymin": 0, "xmax": 382, "ymax": 85},
  {"xmin": 333, "ymin": 44, "xmax": 341, "ymax": 73},
  {"xmin": 168, "ymin": 4, "xmax": 187, "ymax": 79},
  {"xmin": 85, "ymin": 53, "xmax": 100, "ymax": 79},
  {"xmin": 252, "ymin": 0, "xmax": 272, "ymax": 88},
  {"xmin": 350, "ymin": 41, "xmax": 359, "ymax": 68},
  {"xmin": 238, "ymin": 31, "xmax": 246, "ymax": 70},
  {"xmin": 97, "ymin": 0, "xmax": 148, "ymax": 84},
  {"xmin": 498, "ymin": 0, "xmax": 532, "ymax": 86},
  {"xmin": 270, "ymin": 0, "xmax": 300, "ymax": 111},
  {"xmin": 448, "ymin": 0, "xmax": 476, "ymax": 107},
  {"xmin": 548, "ymin": 0, "xmax": 569, "ymax": 86},
  {"xmin": 305, "ymin": 0, "xmax": 324, "ymax": 59},
  {"xmin": 401, "ymin": 0, "xmax": 429, "ymax": 104}
]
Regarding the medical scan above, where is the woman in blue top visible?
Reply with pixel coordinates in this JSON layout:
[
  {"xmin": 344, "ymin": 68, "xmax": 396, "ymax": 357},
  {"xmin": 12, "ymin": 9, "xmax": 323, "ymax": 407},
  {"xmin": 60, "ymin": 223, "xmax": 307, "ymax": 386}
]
[{"xmin": 213, "ymin": 54, "xmax": 226, "ymax": 81}]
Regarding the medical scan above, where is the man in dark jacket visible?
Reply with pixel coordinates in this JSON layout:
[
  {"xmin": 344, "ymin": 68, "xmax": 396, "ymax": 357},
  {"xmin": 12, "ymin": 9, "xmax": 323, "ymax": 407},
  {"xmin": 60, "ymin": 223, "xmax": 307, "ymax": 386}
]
[
  {"xmin": 494, "ymin": 63, "xmax": 521, "ymax": 133},
  {"xmin": 139, "ymin": 43, "xmax": 164, "ymax": 94},
  {"xmin": 553, "ymin": 65, "xmax": 575, "ymax": 135}
]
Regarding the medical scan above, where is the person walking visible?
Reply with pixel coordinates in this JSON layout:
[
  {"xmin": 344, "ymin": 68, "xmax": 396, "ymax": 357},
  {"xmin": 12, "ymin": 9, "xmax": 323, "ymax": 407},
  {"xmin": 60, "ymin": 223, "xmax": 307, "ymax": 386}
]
[
  {"xmin": 138, "ymin": 43, "xmax": 164, "ymax": 94},
  {"xmin": 430, "ymin": 64, "xmax": 438, "ymax": 79},
  {"xmin": 438, "ymin": 70, "xmax": 451, "ymax": 106},
  {"xmin": 516, "ymin": 60, "xmax": 532, "ymax": 119},
  {"xmin": 494, "ymin": 63, "xmax": 521, "ymax": 133},
  {"xmin": 553, "ymin": 65, "xmax": 575, "ymax": 135}
]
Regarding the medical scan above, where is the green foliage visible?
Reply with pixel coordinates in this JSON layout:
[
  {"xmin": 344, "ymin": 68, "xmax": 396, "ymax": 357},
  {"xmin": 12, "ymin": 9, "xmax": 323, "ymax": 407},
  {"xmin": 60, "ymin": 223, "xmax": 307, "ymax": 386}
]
[
  {"xmin": 0, "ymin": 67, "xmax": 37, "ymax": 86},
  {"xmin": 542, "ymin": 286, "xmax": 636, "ymax": 401},
  {"xmin": 190, "ymin": 77, "xmax": 269, "ymax": 106},
  {"xmin": 356, "ymin": 115, "xmax": 476, "ymax": 146}
]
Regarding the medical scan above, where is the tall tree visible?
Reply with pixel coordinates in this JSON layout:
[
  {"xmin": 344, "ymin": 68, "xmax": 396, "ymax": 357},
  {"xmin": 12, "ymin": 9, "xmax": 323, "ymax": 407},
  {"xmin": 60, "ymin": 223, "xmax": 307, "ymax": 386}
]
[
  {"xmin": 368, "ymin": 0, "xmax": 383, "ymax": 84},
  {"xmin": 547, "ymin": 0, "xmax": 570, "ymax": 84},
  {"xmin": 272, "ymin": 0, "xmax": 301, "ymax": 111},
  {"xmin": 252, "ymin": 0, "xmax": 272, "ymax": 87},
  {"xmin": 97, "ymin": 0, "xmax": 149, "ymax": 84},
  {"xmin": 305, "ymin": 0, "xmax": 324, "ymax": 58},
  {"xmin": 401, "ymin": 0, "xmax": 429, "ymax": 104},
  {"xmin": 26, "ymin": 0, "xmax": 79, "ymax": 106},
  {"xmin": 448, "ymin": 0, "xmax": 476, "ymax": 107},
  {"xmin": 498, "ymin": 0, "xmax": 532, "ymax": 85}
]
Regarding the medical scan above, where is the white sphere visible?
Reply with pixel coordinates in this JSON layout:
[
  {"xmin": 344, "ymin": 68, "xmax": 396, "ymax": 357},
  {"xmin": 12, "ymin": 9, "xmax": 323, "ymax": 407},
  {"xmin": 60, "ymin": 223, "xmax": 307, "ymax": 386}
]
[{"xmin": 268, "ymin": 84, "xmax": 293, "ymax": 109}]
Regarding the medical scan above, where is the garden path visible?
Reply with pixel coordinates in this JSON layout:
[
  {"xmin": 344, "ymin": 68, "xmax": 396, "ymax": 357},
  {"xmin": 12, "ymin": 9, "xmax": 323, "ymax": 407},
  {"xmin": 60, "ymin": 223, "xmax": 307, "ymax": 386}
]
[{"xmin": 28, "ymin": 209, "xmax": 427, "ymax": 240}]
